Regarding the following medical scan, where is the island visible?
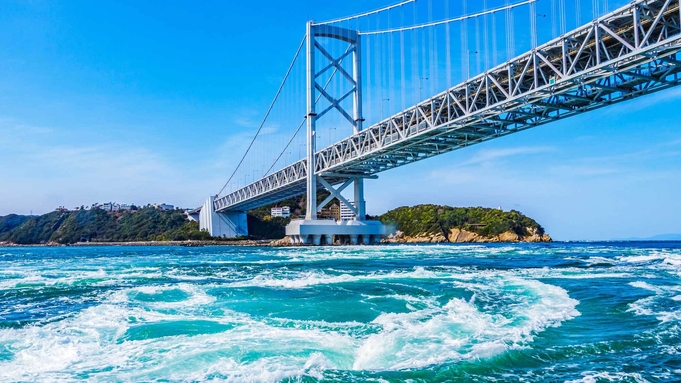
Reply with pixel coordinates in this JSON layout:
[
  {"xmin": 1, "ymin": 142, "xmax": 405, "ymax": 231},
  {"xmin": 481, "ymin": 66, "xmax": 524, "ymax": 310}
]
[{"xmin": 379, "ymin": 205, "xmax": 551, "ymax": 243}]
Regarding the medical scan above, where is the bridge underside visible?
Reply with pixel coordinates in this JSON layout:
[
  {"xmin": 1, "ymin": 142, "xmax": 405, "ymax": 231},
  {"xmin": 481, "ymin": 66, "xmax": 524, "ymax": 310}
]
[{"xmin": 215, "ymin": 0, "xmax": 681, "ymax": 214}]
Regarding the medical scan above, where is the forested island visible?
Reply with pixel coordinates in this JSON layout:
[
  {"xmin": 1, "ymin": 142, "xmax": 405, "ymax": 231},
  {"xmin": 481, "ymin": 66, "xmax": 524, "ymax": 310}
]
[{"xmin": 379, "ymin": 205, "xmax": 551, "ymax": 243}]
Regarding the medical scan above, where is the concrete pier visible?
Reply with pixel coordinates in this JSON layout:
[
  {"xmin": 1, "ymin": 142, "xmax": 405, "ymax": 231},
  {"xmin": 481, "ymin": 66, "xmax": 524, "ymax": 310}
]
[{"xmin": 285, "ymin": 219, "xmax": 385, "ymax": 245}]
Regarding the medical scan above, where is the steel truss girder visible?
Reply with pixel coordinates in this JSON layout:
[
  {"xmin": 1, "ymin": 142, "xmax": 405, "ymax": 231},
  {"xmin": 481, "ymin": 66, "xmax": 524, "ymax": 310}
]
[{"xmin": 215, "ymin": 0, "xmax": 681, "ymax": 213}]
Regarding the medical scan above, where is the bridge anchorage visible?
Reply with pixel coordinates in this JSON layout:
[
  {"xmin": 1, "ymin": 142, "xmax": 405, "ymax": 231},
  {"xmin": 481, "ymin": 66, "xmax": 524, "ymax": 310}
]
[{"xmin": 198, "ymin": 0, "xmax": 681, "ymax": 244}]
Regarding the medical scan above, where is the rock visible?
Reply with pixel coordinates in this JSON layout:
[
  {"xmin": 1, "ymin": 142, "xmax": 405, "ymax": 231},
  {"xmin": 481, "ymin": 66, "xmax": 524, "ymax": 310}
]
[
  {"xmin": 387, "ymin": 230, "xmax": 404, "ymax": 240},
  {"xmin": 382, "ymin": 225, "xmax": 552, "ymax": 244},
  {"xmin": 497, "ymin": 231, "xmax": 520, "ymax": 242},
  {"xmin": 405, "ymin": 232, "xmax": 447, "ymax": 243},
  {"xmin": 269, "ymin": 237, "xmax": 292, "ymax": 246},
  {"xmin": 523, "ymin": 227, "xmax": 541, "ymax": 242},
  {"xmin": 448, "ymin": 228, "xmax": 481, "ymax": 243}
]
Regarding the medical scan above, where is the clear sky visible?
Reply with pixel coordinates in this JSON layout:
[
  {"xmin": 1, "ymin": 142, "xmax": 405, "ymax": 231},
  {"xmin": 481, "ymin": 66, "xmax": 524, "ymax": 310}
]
[{"xmin": 0, "ymin": 0, "xmax": 679, "ymax": 241}]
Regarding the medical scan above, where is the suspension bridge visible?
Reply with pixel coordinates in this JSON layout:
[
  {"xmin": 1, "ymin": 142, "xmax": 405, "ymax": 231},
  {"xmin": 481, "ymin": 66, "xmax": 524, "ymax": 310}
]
[{"xmin": 193, "ymin": 0, "xmax": 681, "ymax": 244}]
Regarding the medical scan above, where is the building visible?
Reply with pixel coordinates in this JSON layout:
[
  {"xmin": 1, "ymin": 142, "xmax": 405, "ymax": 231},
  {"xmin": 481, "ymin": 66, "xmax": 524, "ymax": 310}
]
[
  {"xmin": 155, "ymin": 203, "xmax": 174, "ymax": 211},
  {"xmin": 271, "ymin": 206, "xmax": 290, "ymax": 218},
  {"xmin": 340, "ymin": 201, "xmax": 356, "ymax": 221},
  {"xmin": 119, "ymin": 204, "xmax": 132, "ymax": 211},
  {"xmin": 319, "ymin": 203, "xmax": 340, "ymax": 220},
  {"xmin": 328, "ymin": 203, "xmax": 340, "ymax": 220},
  {"xmin": 99, "ymin": 202, "xmax": 119, "ymax": 212}
]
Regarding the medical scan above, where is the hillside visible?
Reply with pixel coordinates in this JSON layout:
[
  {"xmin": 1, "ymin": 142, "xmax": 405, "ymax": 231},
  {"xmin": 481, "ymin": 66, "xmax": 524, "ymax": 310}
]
[
  {"xmin": 379, "ymin": 205, "xmax": 551, "ymax": 243},
  {"xmin": 0, "ymin": 207, "xmax": 211, "ymax": 245},
  {"xmin": 0, "ymin": 214, "xmax": 31, "ymax": 237}
]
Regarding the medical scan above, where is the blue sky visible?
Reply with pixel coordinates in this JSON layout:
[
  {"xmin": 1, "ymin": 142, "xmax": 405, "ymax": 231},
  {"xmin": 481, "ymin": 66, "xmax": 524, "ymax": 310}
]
[{"xmin": 0, "ymin": 0, "xmax": 679, "ymax": 240}]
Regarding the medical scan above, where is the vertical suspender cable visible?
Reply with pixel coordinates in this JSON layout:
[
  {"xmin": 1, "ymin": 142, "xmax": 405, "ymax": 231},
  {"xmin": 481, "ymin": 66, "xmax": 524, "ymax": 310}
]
[
  {"xmin": 429, "ymin": 0, "xmax": 437, "ymax": 97},
  {"xmin": 400, "ymin": 6, "xmax": 406, "ymax": 110},
  {"xmin": 412, "ymin": 1, "xmax": 419, "ymax": 103},
  {"xmin": 388, "ymin": 8, "xmax": 394, "ymax": 119},
  {"xmin": 484, "ymin": 0, "xmax": 490, "ymax": 70},
  {"xmin": 492, "ymin": 11, "xmax": 498, "ymax": 66},
  {"xmin": 505, "ymin": 0, "xmax": 511, "ymax": 60},
  {"xmin": 369, "ymin": 17, "xmax": 385, "ymax": 119},
  {"xmin": 421, "ymin": 6, "xmax": 427, "ymax": 97},
  {"xmin": 551, "ymin": 0, "xmax": 557, "ymax": 38},
  {"xmin": 560, "ymin": 0, "xmax": 566, "ymax": 35},
  {"xmin": 461, "ymin": 0, "xmax": 468, "ymax": 80},
  {"xmin": 366, "ymin": 17, "xmax": 372, "ymax": 124},
  {"xmin": 445, "ymin": 0, "xmax": 452, "ymax": 88},
  {"xmin": 530, "ymin": 0, "xmax": 538, "ymax": 49},
  {"xmin": 475, "ymin": 16, "xmax": 481, "ymax": 74}
]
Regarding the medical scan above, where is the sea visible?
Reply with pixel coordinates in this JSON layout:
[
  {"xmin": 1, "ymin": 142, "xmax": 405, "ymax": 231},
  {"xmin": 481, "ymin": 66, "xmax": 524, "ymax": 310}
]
[{"xmin": 0, "ymin": 242, "xmax": 680, "ymax": 382}]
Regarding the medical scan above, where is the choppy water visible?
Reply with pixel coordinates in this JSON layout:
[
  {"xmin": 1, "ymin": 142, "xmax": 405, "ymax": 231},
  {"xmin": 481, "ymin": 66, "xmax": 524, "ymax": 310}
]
[{"xmin": 1, "ymin": 243, "xmax": 680, "ymax": 382}]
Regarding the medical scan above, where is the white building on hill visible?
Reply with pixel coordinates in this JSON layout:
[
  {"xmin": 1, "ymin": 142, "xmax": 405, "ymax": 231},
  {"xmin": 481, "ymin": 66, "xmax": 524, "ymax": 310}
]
[
  {"xmin": 99, "ymin": 202, "xmax": 119, "ymax": 211},
  {"xmin": 155, "ymin": 203, "xmax": 174, "ymax": 211},
  {"xmin": 340, "ymin": 201, "xmax": 356, "ymax": 221},
  {"xmin": 271, "ymin": 206, "xmax": 290, "ymax": 218}
]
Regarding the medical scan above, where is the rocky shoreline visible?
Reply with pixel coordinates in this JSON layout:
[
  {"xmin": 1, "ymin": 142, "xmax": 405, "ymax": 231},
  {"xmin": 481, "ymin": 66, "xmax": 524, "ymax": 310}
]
[
  {"xmin": 0, "ymin": 240, "xmax": 273, "ymax": 247},
  {"xmin": 382, "ymin": 227, "xmax": 552, "ymax": 244},
  {"xmin": 0, "ymin": 227, "xmax": 550, "ymax": 247}
]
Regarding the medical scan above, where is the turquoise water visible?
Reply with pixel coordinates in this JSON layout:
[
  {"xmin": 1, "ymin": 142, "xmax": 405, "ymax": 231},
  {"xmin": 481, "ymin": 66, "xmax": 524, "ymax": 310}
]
[{"xmin": 1, "ymin": 243, "xmax": 680, "ymax": 382}]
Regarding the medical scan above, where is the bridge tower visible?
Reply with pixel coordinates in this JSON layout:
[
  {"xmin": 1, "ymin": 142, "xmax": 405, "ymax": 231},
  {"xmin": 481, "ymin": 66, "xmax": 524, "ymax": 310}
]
[{"xmin": 285, "ymin": 22, "xmax": 385, "ymax": 245}]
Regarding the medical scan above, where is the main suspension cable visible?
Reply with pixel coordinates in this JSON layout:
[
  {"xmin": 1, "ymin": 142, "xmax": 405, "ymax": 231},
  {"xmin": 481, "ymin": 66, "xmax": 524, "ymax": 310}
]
[
  {"xmin": 359, "ymin": 0, "xmax": 536, "ymax": 35},
  {"xmin": 216, "ymin": 35, "xmax": 305, "ymax": 197},
  {"xmin": 312, "ymin": 0, "xmax": 415, "ymax": 26}
]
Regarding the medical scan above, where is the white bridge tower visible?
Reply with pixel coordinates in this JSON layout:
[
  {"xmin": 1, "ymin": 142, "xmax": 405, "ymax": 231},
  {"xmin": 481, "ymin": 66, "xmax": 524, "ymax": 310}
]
[{"xmin": 285, "ymin": 22, "xmax": 385, "ymax": 245}]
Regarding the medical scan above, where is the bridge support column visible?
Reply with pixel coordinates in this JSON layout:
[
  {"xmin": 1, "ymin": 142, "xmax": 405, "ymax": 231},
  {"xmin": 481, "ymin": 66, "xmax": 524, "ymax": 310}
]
[
  {"xmin": 199, "ymin": 196, "xmax": 248, "ymax": 238},
  {"xmin": 354, "ymin": 178, "xmax": 365, "ymax": 221},
  {"xmin": 305, "ymin": 21, "xmax": 317, "ymax": 220}
]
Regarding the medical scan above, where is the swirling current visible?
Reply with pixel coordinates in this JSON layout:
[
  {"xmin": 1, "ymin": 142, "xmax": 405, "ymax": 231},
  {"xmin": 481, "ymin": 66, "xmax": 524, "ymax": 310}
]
[{"xmin": 1, "ymin": 242, "xmax": 680, "ymax": 382}]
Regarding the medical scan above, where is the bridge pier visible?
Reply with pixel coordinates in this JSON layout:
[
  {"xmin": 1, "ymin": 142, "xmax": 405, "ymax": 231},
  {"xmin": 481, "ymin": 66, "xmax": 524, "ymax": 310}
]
[
  {"xmin": 285, "ymin": 219, "xmax": 385, "ymax": 246},
  {"xmin": 199, "ymin": 196, "xmax": 248, "ymax": 238}
]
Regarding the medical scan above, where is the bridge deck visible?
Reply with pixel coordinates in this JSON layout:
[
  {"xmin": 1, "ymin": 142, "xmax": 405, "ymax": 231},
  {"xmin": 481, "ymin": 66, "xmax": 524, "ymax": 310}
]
[{"xmin": 216, "ymin": 0, "xmax": 681, "ymax": 213}]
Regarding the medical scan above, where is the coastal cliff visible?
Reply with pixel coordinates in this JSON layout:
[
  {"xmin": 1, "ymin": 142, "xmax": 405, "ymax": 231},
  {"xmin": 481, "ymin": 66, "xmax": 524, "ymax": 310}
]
[
  {"xmin": 385, "ymin": 227, "xmax": 552, "ymax": 243},
  {"xmin": 379, "ymin": 205, "xmax": 551, "ymax": 243}
]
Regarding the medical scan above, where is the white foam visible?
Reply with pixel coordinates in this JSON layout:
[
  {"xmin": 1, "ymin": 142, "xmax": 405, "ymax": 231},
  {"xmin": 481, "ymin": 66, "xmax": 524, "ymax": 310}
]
[
  {"xmin": 110, "ymin": 283, "xmax": 216, "ymax": 308},
  {"xmin": 0, "ymin": 269, "xmax": 583, "ymax": 381},
  {"xmin": 352, "ymin": 277, "xmax": 579, "ymax": 371},
  {"xmin": 228, "ymin": 267, "xmax": 441, "ymax": 289},
  {"xmin": 622, "ymin": 254, "xmax": 666, "ymax": 263},
  {"xmin": 628, "ymin": 281, "xmax": 681, "ymax": 323},
  {"xmin": 567, "ymin": 371, "xmax": 649, "ymax": 383}
]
